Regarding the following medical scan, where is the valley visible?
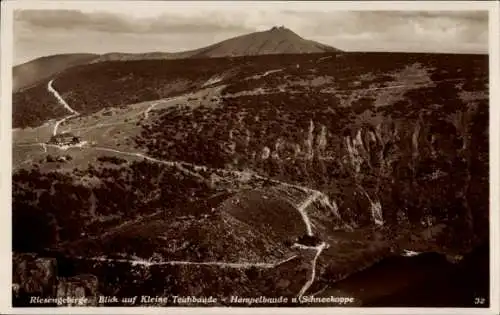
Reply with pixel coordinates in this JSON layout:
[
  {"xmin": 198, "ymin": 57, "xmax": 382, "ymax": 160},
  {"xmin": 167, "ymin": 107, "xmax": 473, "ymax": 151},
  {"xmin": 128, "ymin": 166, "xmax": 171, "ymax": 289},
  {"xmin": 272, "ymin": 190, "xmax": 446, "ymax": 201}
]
[{"xmin": 12, "ymin": 39, "xmax": 489, "ymax": 306}]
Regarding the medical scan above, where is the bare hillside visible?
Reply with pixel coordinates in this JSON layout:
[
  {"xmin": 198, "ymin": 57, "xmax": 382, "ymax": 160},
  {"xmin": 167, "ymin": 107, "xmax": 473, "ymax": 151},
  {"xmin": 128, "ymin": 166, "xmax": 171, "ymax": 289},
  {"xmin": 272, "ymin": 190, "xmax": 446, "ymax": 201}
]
[
  {"xmin": 13, "ymin": 53, "xmax": 99, "ymax": 92},
  {"xmin": 190, "ymin": 26, "xmax": 341, "ymax": 58}
]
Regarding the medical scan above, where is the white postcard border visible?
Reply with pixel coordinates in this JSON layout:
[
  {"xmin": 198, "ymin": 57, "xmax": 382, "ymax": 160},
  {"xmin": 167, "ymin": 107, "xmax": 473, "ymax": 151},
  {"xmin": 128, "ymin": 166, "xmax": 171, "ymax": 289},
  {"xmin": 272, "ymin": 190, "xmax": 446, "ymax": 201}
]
[{"xmin": 1, "ymin": 1, "xmax": 498, "ymax": 314}]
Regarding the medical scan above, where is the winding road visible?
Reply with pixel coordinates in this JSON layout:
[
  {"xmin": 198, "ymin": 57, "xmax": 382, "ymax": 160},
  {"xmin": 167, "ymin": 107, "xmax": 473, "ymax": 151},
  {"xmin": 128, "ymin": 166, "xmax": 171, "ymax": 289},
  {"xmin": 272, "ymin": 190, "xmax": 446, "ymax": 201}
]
[
  {"xmin": 296, "ymin": 191, "xmax": 321, "ymax": 236},
  {"xmin": 94, "ymin": 147, "xmax": 207, "ymax": 181},
  {"xmin": 143, "ymin": 101, "xmax": 161, "ymax": 120},
  {"xmin": 292, "ymin": 242, "xmax": 327, "ymax": 297},
  {"xmin": 48, "ymin": 79, "xmax": 80, "ymax": 136}
]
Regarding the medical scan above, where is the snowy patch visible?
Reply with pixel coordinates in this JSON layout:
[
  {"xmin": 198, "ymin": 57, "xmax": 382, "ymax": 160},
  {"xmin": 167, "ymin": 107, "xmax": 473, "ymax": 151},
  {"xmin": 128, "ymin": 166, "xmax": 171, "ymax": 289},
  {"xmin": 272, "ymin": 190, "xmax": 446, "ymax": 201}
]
[{"xmin": 261, "ymin": 147, "xmax": 270, "ymax": 160}]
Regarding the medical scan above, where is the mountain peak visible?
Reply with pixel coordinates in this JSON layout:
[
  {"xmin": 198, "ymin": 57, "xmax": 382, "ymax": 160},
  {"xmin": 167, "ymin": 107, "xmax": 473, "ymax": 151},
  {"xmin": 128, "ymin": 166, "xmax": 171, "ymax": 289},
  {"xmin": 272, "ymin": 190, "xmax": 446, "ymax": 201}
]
[
  {"xmin": 268, "ymin": 25, "xmax": 296, "ymax": 35},
  {"xmin": 88, "ymin": 27, "xmax": 342, "ymax": 63},
  {"xmin": 270, "ymin": 25, "xmax": 287, "ymax": 31}
]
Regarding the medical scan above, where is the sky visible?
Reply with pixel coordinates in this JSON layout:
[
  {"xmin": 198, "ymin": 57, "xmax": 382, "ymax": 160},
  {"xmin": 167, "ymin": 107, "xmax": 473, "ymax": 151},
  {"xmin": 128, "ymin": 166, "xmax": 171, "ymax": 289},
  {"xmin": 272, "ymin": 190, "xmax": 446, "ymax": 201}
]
[{"xmin": 12, "ymin": 3, "xmax": 489, "ymax": 65}]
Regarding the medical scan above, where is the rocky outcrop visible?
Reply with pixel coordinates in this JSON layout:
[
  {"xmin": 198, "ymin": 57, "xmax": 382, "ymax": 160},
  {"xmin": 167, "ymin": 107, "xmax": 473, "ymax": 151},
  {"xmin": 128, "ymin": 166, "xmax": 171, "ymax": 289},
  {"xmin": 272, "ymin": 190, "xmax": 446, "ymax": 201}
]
[
  {"xmin": 13, "ymin": 254, "xmax": 57, "ymax": 301},
  {"xmin": 12, "ymin": 253, "xmax": 98, "ymax": 307},
  {"xmin": 216, "ymin": 100, "xmax": 488, "ymax": 253},
  {"xmin": 56, "ymin": 274, "xmax": 98, "ymax": 306}
]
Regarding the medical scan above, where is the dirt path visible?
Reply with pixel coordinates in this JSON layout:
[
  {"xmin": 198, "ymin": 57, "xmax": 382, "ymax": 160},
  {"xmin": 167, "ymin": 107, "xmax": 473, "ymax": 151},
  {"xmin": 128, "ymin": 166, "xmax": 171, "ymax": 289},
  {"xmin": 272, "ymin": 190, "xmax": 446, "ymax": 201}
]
[
  {"xmin": 143, "ymin": 99, "xmax": 172, "ymax": 120},
  {"xmin": 94, "ymin": 147, "xmax": 207, "ymax": 181},
  {"xmin": 48, "ymin": 79, "xmax": 80, "ymax": 136},
  {"xmin": 79, "ymin": 254, "xmax": 299, "ymax": 269},
  {"xmin": 296, "ymin": 191, "xmax": 321, "ymax": 236},
  {"xmin": 292, "ymin": 242, "xmax": 327, "ymax": 297}
]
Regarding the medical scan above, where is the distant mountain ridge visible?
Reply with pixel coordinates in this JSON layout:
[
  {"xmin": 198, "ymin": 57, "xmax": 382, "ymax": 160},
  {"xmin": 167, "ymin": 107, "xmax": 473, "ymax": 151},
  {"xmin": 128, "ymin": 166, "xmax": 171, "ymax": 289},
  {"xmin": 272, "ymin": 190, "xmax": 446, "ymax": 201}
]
[
  {"xmin": 13, "ymin": 53, "xmax": 99, "ymax": 92},
  {"xmin": 12, "ymin": 26, "xmax": 341, "ymax": 91},
  {"xmin": 94, "ymin": 26, "xmax": 341, "ymax": 62}
]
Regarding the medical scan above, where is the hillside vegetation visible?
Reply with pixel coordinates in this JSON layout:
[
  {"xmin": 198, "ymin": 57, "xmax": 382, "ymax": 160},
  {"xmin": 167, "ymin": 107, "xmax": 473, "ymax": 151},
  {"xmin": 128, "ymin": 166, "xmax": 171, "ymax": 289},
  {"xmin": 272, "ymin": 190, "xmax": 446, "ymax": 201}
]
[
  {"xmin": 12, "ymin": 51, "xmax": 489, "ymax": 304},
  {"xmin": 13, "ymin": 53, "xmax": 98, "ymax": 92},
  {"xmin": 132, "ymin": 52, "xmax": 488, "ymax": 248}
]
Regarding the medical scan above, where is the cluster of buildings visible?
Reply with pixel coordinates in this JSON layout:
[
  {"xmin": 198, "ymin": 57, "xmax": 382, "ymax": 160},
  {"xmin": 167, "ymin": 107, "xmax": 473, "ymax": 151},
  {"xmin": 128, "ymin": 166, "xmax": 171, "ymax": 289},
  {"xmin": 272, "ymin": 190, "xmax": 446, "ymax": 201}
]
[{"xmin": 47, "ymin": 132, "xmax": 81, "ymax": 146}]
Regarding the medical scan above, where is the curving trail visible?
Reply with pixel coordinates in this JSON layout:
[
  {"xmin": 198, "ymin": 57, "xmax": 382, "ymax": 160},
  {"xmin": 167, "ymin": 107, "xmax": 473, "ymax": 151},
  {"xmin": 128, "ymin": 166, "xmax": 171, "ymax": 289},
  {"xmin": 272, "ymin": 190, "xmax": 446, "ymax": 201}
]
[
  {"xmin": 52, "ymin": 111, "xmax": 80, "ymax": 136},
  {"xmin": 48, "ymin": 79, "xmax": 77, "ymax": 114},
  {"xmin": 80, "ymin": 254, "xmax": 298, "ymax": 269},
  {"xmin": 143, "ymin": 94, "xmax": 186, "ymax": 119},
  {"xmin": 144, "ymin": 100, "xmax": 166, "ymax": 120},
  {"xmin": 292, "ymin": 242, "xmax": 327, "ymax": 297},
  {"xmin": 94, "ymin": 147, "xmax": 207, "ymax": 181},
  {"xmin": 48, "ymin": 79, "xmax": 80, "ymax": 135},
  {"xmin": 296, "ymin": 191, "xmax": 321, "ymax": 236},
  {"xmin": 143, "ymin": 102, "xmax": 159, "ymax": 120},
  {"xmin": 289, "ymin": 191, "xmax": 333, "ymax": 297}
]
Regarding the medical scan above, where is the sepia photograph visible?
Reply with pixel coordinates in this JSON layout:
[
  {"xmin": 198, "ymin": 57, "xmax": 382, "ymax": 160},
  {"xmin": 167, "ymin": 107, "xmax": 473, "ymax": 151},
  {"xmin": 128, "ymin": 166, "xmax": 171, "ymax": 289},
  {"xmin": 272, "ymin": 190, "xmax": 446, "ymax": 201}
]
[{"xmin": 1, "ymin": 0, "xmax": 499, "ymax": 313}]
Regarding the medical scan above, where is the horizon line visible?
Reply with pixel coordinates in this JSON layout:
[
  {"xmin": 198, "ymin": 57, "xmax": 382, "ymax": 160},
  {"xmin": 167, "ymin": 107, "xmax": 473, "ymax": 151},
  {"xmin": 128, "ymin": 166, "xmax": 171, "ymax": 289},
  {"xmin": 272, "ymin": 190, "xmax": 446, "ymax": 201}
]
[{"xmin": 14, "ymin": 49, "xmax": 490, "ymax": 67}]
